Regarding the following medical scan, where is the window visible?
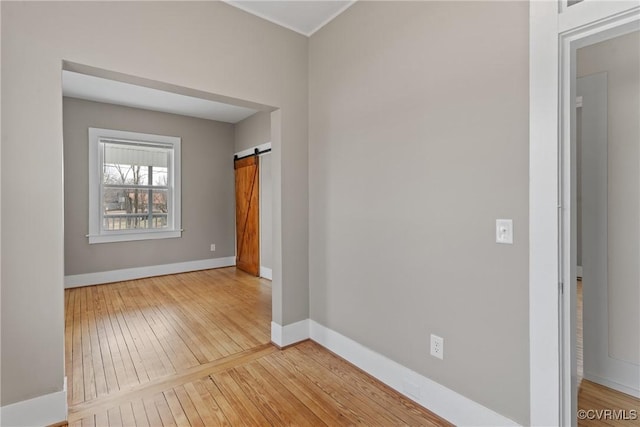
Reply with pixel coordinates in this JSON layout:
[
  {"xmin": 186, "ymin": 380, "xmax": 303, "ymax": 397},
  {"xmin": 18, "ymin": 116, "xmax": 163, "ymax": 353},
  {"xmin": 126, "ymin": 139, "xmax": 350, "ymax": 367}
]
[{"xmin": 88, "ymin": 128, "xmax": 181, "ymax": 244}]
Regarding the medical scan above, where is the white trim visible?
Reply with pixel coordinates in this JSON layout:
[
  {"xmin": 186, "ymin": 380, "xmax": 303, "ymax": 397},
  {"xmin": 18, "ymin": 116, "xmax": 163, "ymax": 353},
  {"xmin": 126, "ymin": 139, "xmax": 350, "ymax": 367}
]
[
  {"xmin": 558, "ymin": 1, "xmax": 640, "ymax": 33},
  {"xmin": 530, "ymin": 2, "xmax": 640, "ymax": 425},
  {"xmin": 87, "ymin": 229, "xmax": 182, "ymax": 244},
  {"xmin": 0, "ymin": 385, "xmax": 67, "ymax": 427},
  {"xmin": 529, "ymin": 2, "xmax": 562, "ymax": 425},
  {"xmin": 88, "ymin": 127, "xmax": 182, "ymax": 245},
  {"xmin": 222, "ymin": 2, "xmax": 309, "ymax": 36},
  {"xmin": 234, "ymin": 142, "xmax": 271, "ymax": 159},
  {"xmin": 222, "ymin": 2, "xmax": 355, "ymax": 37},
  {"xmin": 560, "ymin": 9, "xmax": 640, "ymax": 427},
  {"xmin": 269, "ymin": 319, "xmax": 519, "ymax": 425},
  {"xmin": 270, "ymin": 319, "xmax": 309, "ymax": 347},
  {"xmin": 64, "ymin": 256, "xmax": 236, "ymax": 288},
  {"xmin": 260, "ymin": 266, "xmax": 272, "ymax": 280},
  {"xmin": 271, "ymin": 322, "xmax": 282, "ymax": 345},
  {"xmin": 576, "ymin": 265, "xmax": 583, "ymax": 278},
  {"xmin": 583, "ymin": 372, "xmax": 640, "ymax": 398},
  {"xmin": 309, "ymin": 321, "xmax": 519, "ymax": 426},
  {"xmin": 307, "ymin": 1, "xmax": 356, "ymax": 36}
]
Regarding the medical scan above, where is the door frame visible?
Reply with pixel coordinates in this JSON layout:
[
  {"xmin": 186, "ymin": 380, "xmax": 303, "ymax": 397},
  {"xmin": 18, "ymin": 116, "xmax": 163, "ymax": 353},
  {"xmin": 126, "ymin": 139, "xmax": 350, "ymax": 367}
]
[{"xmin": 529, "ymin": 1, "xmax": 640, "ymax": 425}]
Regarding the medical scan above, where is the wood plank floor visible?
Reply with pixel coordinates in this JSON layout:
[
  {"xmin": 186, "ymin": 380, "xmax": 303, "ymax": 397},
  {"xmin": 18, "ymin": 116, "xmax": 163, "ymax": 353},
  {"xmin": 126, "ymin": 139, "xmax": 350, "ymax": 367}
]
[
  {"xmin": 577, "ymin": 280, "xmax": 640, "ymax": 427},
  {"xmin": 65, "ymin": 268, "xmax": 450, "ymax": 426}
]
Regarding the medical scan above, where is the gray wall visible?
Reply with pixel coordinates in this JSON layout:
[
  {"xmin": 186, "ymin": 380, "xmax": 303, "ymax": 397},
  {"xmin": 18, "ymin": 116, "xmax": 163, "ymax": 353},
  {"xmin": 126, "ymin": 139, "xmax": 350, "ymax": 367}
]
[
  {"xmin": 308, "ymin": 2, "xmax": 530, "ymax": 424},
  {"xmin": 64, "ymin": 97, "xmax": 235, "ymax": 276},
  {"xmin": 577, "ymin": 31, "xmax": 640, "ymax": 365},
  {"xmin": 260, "ymin": 154, "xmax": 273, "ymax": 270},
  {"xmin": 234, "ymin": 111, "xmax": 271, "ymax": 152},
  {"xmin": 1, "ymin": 1, "xmax": 308, "ymax": 408}
]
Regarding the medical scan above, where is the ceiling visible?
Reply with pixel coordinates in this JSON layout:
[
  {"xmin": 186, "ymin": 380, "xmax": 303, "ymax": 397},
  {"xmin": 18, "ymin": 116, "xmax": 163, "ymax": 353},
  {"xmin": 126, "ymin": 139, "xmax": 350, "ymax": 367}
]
[
  {"xmin": 62, "ymin": 71, "xmax": 258, "ymax": 124},
  {"xmin": 224, "ymin": 0, "xmax": 355, "ymax": 36}
]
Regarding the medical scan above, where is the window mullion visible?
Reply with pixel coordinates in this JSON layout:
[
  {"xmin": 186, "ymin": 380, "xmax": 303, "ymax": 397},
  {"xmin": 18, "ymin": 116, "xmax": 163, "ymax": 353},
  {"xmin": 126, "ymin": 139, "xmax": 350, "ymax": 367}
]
[
  {"xmin": 148, "ymin": 165, "xmax": 153, "ymax": 229},
  {"xmin": 103, "ymin": 184, "xmax": 169, "ymax": 190}
]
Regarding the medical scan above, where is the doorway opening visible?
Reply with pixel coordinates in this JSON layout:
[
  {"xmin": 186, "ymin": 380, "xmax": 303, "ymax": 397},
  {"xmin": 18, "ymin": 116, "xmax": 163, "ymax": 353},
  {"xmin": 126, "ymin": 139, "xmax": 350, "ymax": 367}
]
[
  {"xmin": 233, "ymin": 116, "xmax": 273, "ymax": 280},
  {"xmin": 528, "ymin": 3, "xmax": 639, "ymax": 424},
  {"xmin": 574, "ymin": 33, "xmax": 640, "ymax": 422},
  {"xmin": 61, "ymin": 62, "xmax": 281, "ymax": 416},
  {"xmin": 561, "ymin": 21, "xmax": 640, "ymax": 427}
]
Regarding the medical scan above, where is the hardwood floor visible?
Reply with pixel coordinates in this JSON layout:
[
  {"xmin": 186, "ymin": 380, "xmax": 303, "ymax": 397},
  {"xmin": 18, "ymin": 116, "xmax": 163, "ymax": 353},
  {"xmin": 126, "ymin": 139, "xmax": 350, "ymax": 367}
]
[
  {"xmin": 577, "ymin": 279, "xmax": 640, "ymax": 427},
  {"xmin": 65, "ymin": 268, "xmax": 450, "ymax": 426},
  {"xmin": 65, "ymin": 268, "xmax": 271, "ymax": 406}
]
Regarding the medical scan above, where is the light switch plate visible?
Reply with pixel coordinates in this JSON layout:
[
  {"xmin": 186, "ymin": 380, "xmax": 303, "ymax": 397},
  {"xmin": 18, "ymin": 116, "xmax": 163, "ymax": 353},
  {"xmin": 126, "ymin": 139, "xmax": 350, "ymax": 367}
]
[{"xmin": 496, "ymin": 219, "xmax": 513, "ymax": 244}]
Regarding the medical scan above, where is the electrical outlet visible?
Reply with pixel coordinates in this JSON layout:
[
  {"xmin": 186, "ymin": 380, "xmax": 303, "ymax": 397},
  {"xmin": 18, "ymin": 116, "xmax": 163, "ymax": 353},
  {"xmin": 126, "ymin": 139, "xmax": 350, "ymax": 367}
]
[
  {"xmin": 210, "ymin": 244, "xmax": 216, "ymax": 252},
  {"xmin": 430, "ymin": 334, "xmax": 444, "ymax": 360},
  {"xmin": 496, "ymin": 219, "xmax": 513, "ymax": 244}
]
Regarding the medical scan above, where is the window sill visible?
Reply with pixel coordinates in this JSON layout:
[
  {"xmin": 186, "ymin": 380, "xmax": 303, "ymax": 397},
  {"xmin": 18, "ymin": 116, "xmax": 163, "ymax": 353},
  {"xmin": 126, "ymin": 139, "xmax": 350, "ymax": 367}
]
[{"xmin": 88, "ymin": 230, "xmax": 182, "ymax": 244}]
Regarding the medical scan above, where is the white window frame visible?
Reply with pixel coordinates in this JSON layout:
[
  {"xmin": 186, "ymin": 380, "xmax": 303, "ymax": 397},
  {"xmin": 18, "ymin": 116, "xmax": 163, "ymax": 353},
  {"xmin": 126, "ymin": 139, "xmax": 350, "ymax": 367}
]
[{"xmin": 88, "ymin": 127, "xmax": 182, "ymax": 244}]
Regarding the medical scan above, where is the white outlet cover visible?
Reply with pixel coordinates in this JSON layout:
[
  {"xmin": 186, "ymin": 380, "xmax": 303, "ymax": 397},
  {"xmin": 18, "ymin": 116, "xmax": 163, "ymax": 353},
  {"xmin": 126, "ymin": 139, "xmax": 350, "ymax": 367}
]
[
  {"xmin": 430, "ymin": 334, "xmax": 444, "ymax": 360},
  {"xmin": 496, "ymin": 219, "xmax": 513, "ymax": 244}
]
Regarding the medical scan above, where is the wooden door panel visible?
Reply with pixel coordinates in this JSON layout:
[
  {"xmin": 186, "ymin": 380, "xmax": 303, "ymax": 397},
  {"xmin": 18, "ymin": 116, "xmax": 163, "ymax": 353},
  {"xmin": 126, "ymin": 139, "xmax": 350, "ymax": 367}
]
[{"xmin": 235, "ymin": 156, "xmax": 259, "ymax": 276}]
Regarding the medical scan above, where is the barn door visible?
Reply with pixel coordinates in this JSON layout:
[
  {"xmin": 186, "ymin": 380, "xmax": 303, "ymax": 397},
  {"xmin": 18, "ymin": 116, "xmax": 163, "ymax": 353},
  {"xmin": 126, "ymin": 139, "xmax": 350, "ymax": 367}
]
[{"xmin": 235, "ymin": 155, "xmax": 260, "ymax": 276}]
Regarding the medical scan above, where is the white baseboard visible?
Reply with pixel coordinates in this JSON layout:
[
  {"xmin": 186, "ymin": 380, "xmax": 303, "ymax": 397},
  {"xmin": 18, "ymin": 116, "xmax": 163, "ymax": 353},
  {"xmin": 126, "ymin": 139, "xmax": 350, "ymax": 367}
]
[
  {"xmin": 260, "ymin": 266, "xmax": 273, "ymax": 280},
  {"xmin": 308, "ymin": 320, "xmax": 519, "ymax": 426},
  {"xmin": 577, "ymin": 265, "xmax": 583, "ymax": 278},
  {"xmin": 584, "ymin": 372, "xmax": 640, "ymax": 398},
  {"xmin": 0, "ymin": 382, "xmax": 67, "ymax": 427},
  {"xmin": 271, "ymin": 319, "xmax": 310, "ymax": 347},
  {"xmin": 64, "ymin": 256, "xmax": 236, "ymax": 288}
]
